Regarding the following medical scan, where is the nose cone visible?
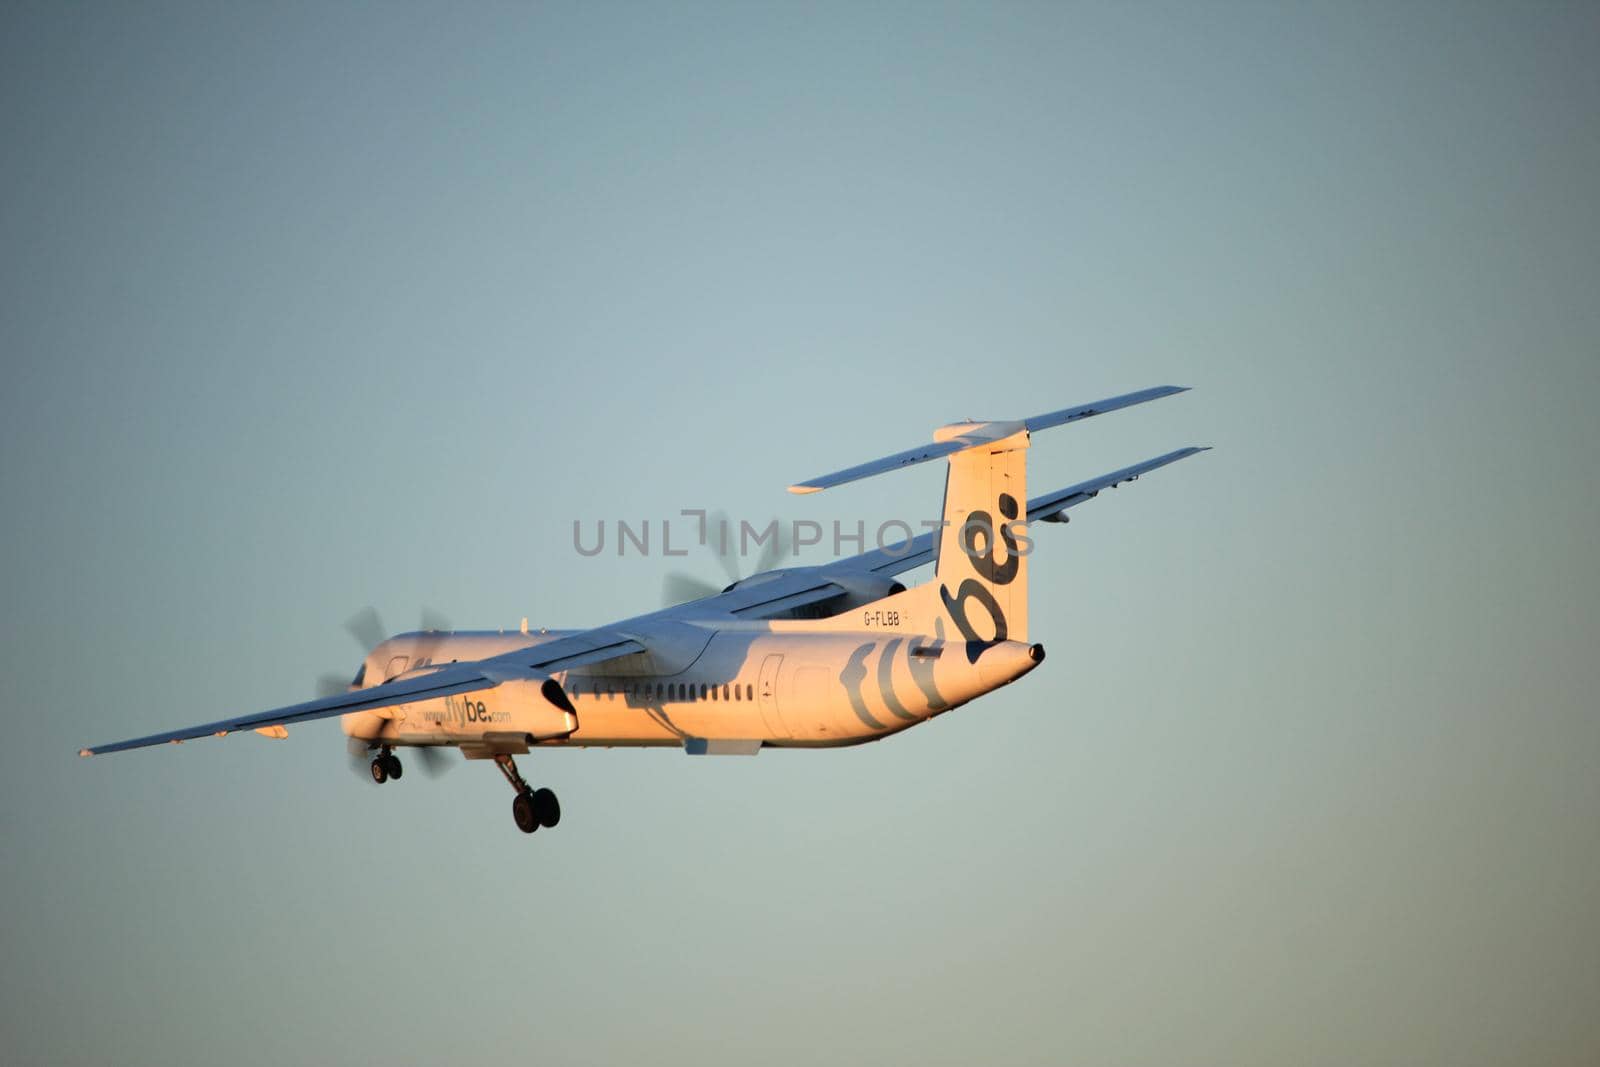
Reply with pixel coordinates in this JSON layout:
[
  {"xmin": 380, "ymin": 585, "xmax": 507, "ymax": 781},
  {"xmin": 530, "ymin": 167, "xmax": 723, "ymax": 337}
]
[{"xmin": 976, "ymin": 640, "xmax": 1046, "ymax": 688}]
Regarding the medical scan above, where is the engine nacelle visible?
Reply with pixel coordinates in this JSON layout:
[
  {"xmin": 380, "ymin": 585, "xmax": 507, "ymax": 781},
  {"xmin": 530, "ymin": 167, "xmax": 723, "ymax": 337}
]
[
  {"xmin": 766, "ymin": 571, "xmax": 910, "ymax": 620},
  {"xmin": 826, "ymin": 573, "xmax": 908, "ymax": 607},
  {"xmin": 343, "ymin": 671, "xmax": 577, "ymax": 745},
  {"xmin": 720, "ymin": 568, "xmax": 906, "ymax": 619},
  {"xmin": 465, "ymin": 676, "xmax": 578, "ymax": 741}
]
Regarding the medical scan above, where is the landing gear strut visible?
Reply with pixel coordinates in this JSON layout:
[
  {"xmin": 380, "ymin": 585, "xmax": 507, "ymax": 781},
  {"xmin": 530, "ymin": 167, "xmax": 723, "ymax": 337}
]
[
  {"xmin": 369, "ymin": 746, "xmax": 402, "ymax": 784},
  {"xmin": 495, "ymin": 754, "xmax": 560, "ymax": 835}
]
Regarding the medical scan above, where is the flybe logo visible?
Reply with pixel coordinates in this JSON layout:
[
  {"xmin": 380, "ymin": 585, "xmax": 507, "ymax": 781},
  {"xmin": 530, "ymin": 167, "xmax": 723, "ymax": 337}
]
[
  {"xmin": 940, "ymin": 491, "xmax": 1027, "ymax": 653},
  {"xmin": 423, "ymin": 695, "xmax": 510, "ymax": 727}
]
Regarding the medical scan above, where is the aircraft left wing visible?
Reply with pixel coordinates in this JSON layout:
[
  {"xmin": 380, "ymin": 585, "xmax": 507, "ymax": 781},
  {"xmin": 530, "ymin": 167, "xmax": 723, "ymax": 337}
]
[{"xmin": 78, "ymin": 629, "xmax": 645, "ymax": 756}]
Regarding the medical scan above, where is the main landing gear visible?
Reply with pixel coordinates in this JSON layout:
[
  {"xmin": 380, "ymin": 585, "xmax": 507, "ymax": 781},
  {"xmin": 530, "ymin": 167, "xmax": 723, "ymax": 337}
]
[
  {"xmin": 369, "ymin": 746, "xmax": 403, "ymax": 784},
  {"xmin": 496, "ymin": 754, "xmax": 560, "ymax": 835}
]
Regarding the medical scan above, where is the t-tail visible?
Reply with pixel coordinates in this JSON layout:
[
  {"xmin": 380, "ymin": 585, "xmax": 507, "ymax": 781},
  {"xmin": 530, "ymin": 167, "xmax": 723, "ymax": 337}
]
[{"xmin": 786, "ymin": 386, "xmax": 1194, "ymax": 651}]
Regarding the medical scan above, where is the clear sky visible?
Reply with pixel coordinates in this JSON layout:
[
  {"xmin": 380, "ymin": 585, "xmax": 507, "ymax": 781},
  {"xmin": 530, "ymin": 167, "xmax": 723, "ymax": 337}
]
[{"xmin": 3, "ymin": 2, "xmax": 1597, "ymax": 1064}]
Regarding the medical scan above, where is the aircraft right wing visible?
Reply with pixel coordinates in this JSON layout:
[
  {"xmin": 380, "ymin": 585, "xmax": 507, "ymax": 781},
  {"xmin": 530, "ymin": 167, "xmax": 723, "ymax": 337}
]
[
  {"xmin": 819, "ymin": 445, "xmax": 1211, "ymax": 579},
  {"xmin": 646, "ymin": 445, "xmax": 1211, "ymax": 623}
]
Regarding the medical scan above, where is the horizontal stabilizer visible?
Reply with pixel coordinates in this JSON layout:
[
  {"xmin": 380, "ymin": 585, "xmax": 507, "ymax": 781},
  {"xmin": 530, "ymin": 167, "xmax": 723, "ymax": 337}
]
[
  {"xmin": 1026, "ymin": 446, "xmax": 1210, "ymax": 521},
  {"xmin": 1022, "ymin": 385, "xmax": 1188, "ymax": 433},
  {"xmin": 788, "ymin": 385, "xmax": 1188, "ymax": 494}
]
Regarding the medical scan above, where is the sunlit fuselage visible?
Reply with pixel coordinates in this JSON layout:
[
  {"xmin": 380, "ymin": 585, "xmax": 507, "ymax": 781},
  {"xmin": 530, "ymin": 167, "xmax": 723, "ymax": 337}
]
[{"xmin": 343, "ymin": 624, "xmax": 1043, "ymax": 754}]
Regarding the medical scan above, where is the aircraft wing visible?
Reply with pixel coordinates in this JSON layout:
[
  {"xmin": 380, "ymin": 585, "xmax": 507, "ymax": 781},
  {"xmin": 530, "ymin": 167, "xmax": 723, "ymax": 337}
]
[
  {"xmin": 833, "ymin": 445, "xmax": 1212, "ymax": 578},
  {"xmin": 78, "ymin": 629, "xmax": 645, "ymax": 756},
  {"xmin": 651, "ymin": 446, "xmax": 1210, "ymax": 622}
]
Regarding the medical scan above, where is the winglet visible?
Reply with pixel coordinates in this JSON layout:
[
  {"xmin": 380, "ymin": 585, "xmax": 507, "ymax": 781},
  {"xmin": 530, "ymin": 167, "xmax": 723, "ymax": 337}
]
[{"xmin": 78, "ymin": 748, "xmax": 94, "ymax": 758}]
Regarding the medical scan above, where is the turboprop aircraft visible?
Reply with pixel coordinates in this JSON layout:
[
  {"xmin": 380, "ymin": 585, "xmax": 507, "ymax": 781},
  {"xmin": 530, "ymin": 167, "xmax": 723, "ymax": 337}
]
[{"xmin": 80, "ymin": 386, "xmax": 1207, "ymax": 835}]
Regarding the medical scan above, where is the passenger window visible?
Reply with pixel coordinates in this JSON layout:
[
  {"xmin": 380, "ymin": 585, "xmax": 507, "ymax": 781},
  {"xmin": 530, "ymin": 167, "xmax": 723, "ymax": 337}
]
[{"xmin": 747, "ymin": 684, "xmax": 754, "ymax": 701}]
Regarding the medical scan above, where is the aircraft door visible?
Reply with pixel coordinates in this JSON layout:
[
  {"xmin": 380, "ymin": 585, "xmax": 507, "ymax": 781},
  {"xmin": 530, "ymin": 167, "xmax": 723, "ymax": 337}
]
[{"xmin": 757, "ymin": 654, "xmax": 788, "ymax": 738}]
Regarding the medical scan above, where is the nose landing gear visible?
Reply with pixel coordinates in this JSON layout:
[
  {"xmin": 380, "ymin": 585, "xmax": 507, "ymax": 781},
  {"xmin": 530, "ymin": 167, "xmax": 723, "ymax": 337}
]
[{"xmin": 496, "ymin": 754, "xmax": 560, "ymax": 835}]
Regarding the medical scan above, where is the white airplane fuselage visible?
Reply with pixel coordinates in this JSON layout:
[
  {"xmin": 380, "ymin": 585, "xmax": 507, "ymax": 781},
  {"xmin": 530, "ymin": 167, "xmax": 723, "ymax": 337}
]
[{"xmin": 344, "ymin": 623, "xmax": 1044, "ymax": 756}]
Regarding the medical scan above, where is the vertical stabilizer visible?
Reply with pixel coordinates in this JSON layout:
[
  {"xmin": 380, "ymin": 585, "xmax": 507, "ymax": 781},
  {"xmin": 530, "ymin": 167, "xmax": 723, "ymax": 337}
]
[{"xmin": 929, "ymin": 421, "xmax": 1030, "ymax": 644}]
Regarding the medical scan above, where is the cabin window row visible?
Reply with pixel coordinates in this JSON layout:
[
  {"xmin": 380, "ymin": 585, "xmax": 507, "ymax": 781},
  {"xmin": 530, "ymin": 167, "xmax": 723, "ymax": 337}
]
[{"xmin": 577, "ymin": 680, "xmax": 755, "ymax": 703}]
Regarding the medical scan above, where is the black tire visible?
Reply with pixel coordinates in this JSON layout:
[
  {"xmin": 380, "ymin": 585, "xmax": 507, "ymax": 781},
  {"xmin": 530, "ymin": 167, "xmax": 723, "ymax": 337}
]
[
  {"xmin": 532, "ymin": 787, "xmax": 560, "ymax": 828},
  {"xmin": 511, "ymin": 791, "xmax": 539, "ymax": 834},
  {"xmin": 385, "ymin": 754, "xmax": 403, "ymax": 781},
  {"xmin": 369, "ymin": 757, "xmax": 388, "ymax": 785}
]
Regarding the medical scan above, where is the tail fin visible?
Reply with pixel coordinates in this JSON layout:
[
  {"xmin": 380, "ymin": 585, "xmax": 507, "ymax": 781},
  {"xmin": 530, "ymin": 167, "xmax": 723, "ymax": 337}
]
[
  {"xmin": 785, "ymin": 390, "xmax": 1194, "ymax": 645},
  {"xmin": 927, "ymin": 420, "xmax": 1030, "ymax": 643}
]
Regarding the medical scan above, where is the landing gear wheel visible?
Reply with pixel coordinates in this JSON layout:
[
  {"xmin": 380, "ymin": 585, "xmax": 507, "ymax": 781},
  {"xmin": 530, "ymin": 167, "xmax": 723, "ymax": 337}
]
[
  {"xmin": 511, "ymin": 791, "xmax": 540, "ymax": 834},
  {"xmin": 384, "ymin": 754, "xmax": 403, "ymax": 781},
  {"xmin": 369, "ymin": 757, "xmax": 389, "ymax": 784},
  {"xmin": 532, "ymin": 787, "xmax": 560, "ymax": 828}
]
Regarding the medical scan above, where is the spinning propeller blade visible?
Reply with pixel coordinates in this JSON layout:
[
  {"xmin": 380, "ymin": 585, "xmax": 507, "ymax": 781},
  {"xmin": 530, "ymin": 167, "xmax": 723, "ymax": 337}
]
[
  {"xmin": 329, "ymin": 606, "xmax": 458, "ymax": 780},
  {"xmin": 661, "ymin": 511, "xmax": 791, "ymax": 607}
]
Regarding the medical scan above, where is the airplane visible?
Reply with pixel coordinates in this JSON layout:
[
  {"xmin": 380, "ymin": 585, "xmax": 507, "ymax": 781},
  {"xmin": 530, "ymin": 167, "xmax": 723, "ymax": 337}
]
[{"xmin": 79, "ymin": 386, "xmax": 1207, "ymax": 836}]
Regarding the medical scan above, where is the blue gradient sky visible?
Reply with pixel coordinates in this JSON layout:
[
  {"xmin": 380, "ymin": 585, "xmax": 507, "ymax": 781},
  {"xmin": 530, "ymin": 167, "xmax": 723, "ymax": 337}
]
[{"xmin": 3, "ymin": 3, "xmax": 1597, "ymax": 1064}]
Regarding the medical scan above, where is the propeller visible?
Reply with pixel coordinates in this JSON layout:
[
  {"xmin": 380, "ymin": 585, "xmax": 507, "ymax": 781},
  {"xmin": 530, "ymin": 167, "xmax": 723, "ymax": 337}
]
[
  {"xmin": 320, "ymin": 606, "xmax": 458, "ymax": 780},
  {"xmin": 661, "ymin": 510, "xmax": 791, "ymax": 606},
  {"xmin": 345, "ymin": 605, "xmax": 386, "ymax": 655},
  {"xmin": 316, "ymin": 672, "xmax": 351, "ymax": 699}
]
